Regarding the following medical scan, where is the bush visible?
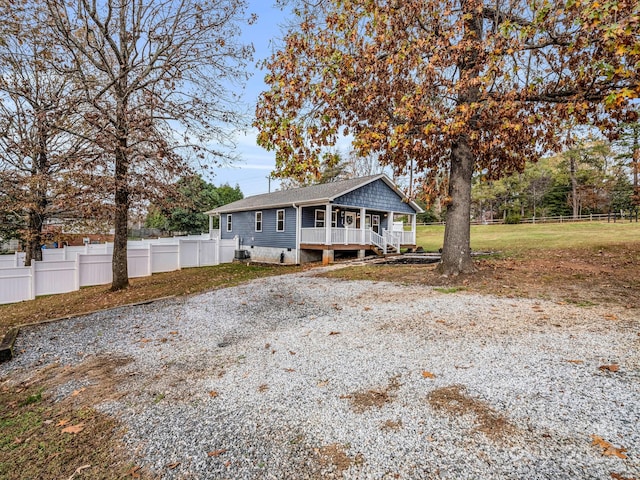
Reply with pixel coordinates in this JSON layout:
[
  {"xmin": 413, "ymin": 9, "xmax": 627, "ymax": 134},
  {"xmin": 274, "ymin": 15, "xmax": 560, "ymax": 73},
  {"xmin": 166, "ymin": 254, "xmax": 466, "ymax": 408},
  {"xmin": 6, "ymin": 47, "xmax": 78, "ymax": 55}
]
[{"xmin": 504, "ymin": 214, "xmax": 521, "ymax": 224}]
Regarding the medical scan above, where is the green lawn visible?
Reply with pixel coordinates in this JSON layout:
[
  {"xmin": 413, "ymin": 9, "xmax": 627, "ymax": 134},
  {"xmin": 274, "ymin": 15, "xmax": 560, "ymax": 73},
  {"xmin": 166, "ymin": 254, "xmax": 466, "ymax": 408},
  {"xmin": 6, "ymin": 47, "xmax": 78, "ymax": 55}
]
[{"xmin": 416, "ymin": 221, "xmax": 640, "ymax": 254}]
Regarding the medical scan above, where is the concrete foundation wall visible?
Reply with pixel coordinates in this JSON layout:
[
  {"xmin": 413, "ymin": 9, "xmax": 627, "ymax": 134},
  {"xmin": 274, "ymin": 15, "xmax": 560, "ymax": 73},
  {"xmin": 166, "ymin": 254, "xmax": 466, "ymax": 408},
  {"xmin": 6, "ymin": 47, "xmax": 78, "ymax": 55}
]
[{"xmin": 247, "ymin": 245, "xmax": 297, "ymax": 264}]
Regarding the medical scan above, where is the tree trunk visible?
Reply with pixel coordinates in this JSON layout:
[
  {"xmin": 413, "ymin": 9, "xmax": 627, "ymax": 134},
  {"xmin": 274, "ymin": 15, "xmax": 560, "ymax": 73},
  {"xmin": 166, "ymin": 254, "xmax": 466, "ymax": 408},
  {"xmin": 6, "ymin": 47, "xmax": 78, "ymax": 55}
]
[
  {"xmin": 25, "ymin": 210, "xmax": 44, "ymax": 266},
  {"xmin": 111, "ymin": 139, "xmax": 130, "ymax": 291},
  {"xmin": 570, "ymin": 156, "xmax": 579, "ymax": 219},
  {"xmin": 439, "ymin": 134, "xmax": 474, "ymax": 275},
  {"xmin": 437, "ymin": 0, "xmax": 481, "ymax": 275}
]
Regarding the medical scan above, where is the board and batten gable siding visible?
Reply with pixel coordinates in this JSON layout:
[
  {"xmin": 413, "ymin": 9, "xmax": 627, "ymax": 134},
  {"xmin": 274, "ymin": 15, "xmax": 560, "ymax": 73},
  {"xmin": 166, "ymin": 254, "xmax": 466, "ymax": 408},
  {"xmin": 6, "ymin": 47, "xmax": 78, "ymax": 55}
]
[
  {"xmin": 220, "ymin": 207, "xmax": 296, "ymax": 249},
  {"xmin": 333, "ymin": 178, "xmax": 416, "ymax": 214}
]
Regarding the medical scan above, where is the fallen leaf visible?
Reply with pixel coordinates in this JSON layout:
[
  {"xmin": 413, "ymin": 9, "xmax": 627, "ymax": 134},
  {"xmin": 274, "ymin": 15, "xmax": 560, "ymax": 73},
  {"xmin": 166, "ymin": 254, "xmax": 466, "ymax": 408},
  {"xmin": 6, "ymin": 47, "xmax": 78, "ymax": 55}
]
[
  {"xmin": 126, "ymin": 466, "xmax": 141, "ymax": 479},
  {"xmin": 57, "ymin": 419, "xmax": 70, "ymax": 427},
  {"xmin": 283, "ymin": 368, "xmax": 295, "ymax": 372},
  {"xmin": 364, "ymin": 306, "xmax": 372, "ymax": 311},
  {"xmin": 139, "ymin": 338, "xmax": 151, "ymax": 343},
  {"xmin": 169, "ymin": 331, "xmax": 179, "ymax": 335},
  {"xmin": 71, "ymin": 387, "xmax": 86, "ymax": 397},
  {"xmin": 317, "ymin": 380, "xmax": 329, "ymax": 387},
  {"xmin": 599, "ymin": 364, "xmax": 620, "ymax": 372},
  {"xmin": 166, "ymin": 462, "xmax": 180, "ymax": 469},
  {"xmin": 209, "ymin": 390, "xmax": 219, "ymax": 398},
  {"xmin": 61, "ymin": 423, "xmax": 85, "ymax": 434},
  {"xmin": 567, "ymin": 359, "xmax": 584, "ymax": 364},
  {"xmin": 610, "ymin": 472, "xmax": 635, "ymax": 480},
  {"xmin": 422, "ymin": 371, "xmax": 436, "ymax": 379},
  {"xmin": 208, "ymin": 449, "xmax": 227, "ymax": 457},
  {"xmin": 328, "ymin": 331, "xmax": 341, "ymax": 336},
  {"xmin": 289, "ymin": 350, "xmax": 296, "ymax": 355},
  {"xmin": 604, "ymin": 314, "xmax": 618, "ymax": 321},
  {"xmin": 592, "ymin": 435, "xmax": 628, "ymax": 459},
  {"xmin": 258, "ymin": 384, "xmax": 269, "ymax": 392}
]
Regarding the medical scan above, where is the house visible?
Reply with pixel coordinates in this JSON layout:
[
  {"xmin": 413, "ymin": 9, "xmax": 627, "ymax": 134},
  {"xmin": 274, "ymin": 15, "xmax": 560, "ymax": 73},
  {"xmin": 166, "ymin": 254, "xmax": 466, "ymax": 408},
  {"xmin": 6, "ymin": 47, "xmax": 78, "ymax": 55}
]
[{"xmin": 206, "ymin": 174, "xmax": 422, "ymax": 265}]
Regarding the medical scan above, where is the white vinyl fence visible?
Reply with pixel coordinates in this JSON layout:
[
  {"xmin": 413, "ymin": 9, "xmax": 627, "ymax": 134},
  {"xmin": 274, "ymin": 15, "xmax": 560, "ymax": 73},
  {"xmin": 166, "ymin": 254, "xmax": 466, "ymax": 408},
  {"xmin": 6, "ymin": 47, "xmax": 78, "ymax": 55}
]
[{"xmin": 0, "ymin": 236, "xmax": 237, "ymax": 305}]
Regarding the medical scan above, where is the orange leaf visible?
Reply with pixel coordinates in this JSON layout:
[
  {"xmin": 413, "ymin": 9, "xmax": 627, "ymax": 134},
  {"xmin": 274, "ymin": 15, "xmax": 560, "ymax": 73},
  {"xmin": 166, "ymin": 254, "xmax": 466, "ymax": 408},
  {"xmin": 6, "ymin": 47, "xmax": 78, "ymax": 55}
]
[
  {"xmin": 169, "ymin": 331, "xmax": 179, "ymax": 335},
  {"xmin": 422, "ymin": 371, "xmax": 436, "ymax": 379},
  {"xmin": 603, "ymin": 314, "xmax": 618, "ymax": 321},
  {"xmin": 208, "ymin": 449, "xmax": 228, "ymax": 457},
  {"xmin": 61, "ymin": 423, "xmax": 85, "ymax": 434},
  {"xmin": 57, "ymin": 419, "xmax": 70, "ymax": 427},
  {"xmin": 599, "ymin": 364, "xmax": 619, "ymax": 372},
  {"xmin": 328, "ymin": 331, "xmax": 341, "ymax": 335},
  {"xmin": 209, "ymin": 390, "xmax": 219, "ymax": 398},
  {"xmin": 166, "ymin": 462, "xmax": 180, "ymax": 469},
  {"xmin": 567, "ymin": 359, "xmax": 584, "ymax": 364},
  {"xmin": 289, "ymin": 350, "xmax": 296, "ymax": 355},
  {"xmin": 592, "ymin": 435, "xmax": 628, "ymax": 459},
  {"xmin": 71, "ymin": 387, "xmax": 86, "ymax": 396},
  {"xmin": 126, "ymin": 466, "xmax": 141, "ymax": 479}
]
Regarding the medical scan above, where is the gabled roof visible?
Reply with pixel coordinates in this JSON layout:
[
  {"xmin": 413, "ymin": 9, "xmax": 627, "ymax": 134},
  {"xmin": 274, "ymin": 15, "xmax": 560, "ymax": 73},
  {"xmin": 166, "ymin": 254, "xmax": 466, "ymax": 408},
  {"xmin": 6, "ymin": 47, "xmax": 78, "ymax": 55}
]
[{"xmin": 206, "ymin": 174, "xmax": 422, "ymax": 214}]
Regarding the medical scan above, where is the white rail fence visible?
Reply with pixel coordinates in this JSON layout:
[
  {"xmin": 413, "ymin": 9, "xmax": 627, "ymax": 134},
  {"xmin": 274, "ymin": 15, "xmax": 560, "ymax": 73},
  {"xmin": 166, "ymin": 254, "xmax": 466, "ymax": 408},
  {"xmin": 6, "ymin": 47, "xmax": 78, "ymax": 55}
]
[{"xmin": 0, "ymin": 236, "xmax": 236, "ymax": 305}]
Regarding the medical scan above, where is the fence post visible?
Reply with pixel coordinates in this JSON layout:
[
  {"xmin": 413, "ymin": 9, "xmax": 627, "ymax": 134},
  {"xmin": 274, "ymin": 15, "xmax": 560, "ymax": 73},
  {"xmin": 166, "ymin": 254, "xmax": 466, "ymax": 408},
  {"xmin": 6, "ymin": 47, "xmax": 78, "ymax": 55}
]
[
  {"xmin": 29, "ymin": 263, "xmax": 36, "ymax": 300},
  {"xmin": 74, "ymin": 255, "xmax": 80, "ymax": 291},
  {"xmin": 148, "ymin": 244, "xmax": 153, "ymax": 275},
  {"xmin": 14, "ymin": 251, "xmax": 19, "ymax": 267}
]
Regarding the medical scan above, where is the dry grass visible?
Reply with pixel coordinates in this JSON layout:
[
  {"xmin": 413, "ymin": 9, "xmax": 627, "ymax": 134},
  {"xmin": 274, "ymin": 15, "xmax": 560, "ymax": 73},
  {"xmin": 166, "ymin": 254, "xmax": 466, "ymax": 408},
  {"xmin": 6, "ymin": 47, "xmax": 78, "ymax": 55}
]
[{"xmin": 323, "ymin": 243, "xmax": 640, "ymax": 309}]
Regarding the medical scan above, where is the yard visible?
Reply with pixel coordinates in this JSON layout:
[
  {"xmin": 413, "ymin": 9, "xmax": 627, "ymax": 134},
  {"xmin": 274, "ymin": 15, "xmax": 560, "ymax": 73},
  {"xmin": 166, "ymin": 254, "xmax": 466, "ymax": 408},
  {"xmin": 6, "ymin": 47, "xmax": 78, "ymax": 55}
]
[{"xmin": 0, "ymin": 221, "xmax": 639, "ymax": 479}]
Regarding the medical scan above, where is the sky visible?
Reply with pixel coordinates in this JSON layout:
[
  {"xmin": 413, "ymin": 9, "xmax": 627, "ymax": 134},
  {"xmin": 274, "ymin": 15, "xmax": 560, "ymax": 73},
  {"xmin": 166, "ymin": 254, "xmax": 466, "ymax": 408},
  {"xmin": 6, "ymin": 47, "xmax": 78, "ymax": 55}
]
[{"xmin": 211, "ymin": 1, "xmax": 291, "ymax": 197}]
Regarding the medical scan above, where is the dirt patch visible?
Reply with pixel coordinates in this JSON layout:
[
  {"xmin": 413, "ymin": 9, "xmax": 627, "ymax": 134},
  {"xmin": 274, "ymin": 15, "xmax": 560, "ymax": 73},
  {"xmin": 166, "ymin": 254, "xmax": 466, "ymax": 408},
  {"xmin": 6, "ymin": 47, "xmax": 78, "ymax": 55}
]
[
  {"xmin": 315, "ymin": 443, "xmax": 364, "ymax": 476},
  {"xmin": 344, "ymin": 375, "xmax": 402, "ymax": 413},
  {"xmin": 427, "ymin": 385, "xmax": 516, "ymax": 441},
  {"xmin": 381, "ymin": 419, "xmax": 403, "ymax": 431}
]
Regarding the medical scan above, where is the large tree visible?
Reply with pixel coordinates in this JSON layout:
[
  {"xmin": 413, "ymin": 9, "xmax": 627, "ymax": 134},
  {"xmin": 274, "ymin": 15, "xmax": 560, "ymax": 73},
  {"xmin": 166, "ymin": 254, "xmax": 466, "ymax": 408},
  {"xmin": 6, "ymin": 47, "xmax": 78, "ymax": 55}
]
[
  {"xmin": 0, "ymin": 2, "xmax": 96, "ymax": 265},
  {"xmin": 46, "ymin": 0, "xmax": 254, "ymax": 289},
  {"xmin": 256, "ymin": 0, "xmax": 639, "ymax": 274}
]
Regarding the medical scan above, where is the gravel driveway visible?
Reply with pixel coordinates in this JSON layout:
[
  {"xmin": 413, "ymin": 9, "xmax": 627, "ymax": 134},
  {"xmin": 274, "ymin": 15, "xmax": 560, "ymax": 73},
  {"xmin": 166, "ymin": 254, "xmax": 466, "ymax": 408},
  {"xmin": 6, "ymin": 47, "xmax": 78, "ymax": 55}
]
[{"xmin": 2, "ymin": 270, "xmax": 639, "ymax": 479}]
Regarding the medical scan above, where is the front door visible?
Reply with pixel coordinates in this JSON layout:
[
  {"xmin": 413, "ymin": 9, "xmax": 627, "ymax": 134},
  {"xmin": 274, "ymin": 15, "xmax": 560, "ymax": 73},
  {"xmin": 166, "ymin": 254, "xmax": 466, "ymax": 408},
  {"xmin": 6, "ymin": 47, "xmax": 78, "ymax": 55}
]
[{"xmin": 372, "ymin": 214, "xmax": 380, "ymax": 234}]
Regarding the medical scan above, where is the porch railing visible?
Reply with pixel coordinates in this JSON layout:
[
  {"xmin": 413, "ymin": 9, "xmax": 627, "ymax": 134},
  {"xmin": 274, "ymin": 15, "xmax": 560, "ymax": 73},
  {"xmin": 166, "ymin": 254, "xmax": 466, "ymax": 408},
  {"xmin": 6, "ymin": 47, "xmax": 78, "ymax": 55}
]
[{"xmin": 300, "ymin": 227, "xmax": 414, "ymax": 248}]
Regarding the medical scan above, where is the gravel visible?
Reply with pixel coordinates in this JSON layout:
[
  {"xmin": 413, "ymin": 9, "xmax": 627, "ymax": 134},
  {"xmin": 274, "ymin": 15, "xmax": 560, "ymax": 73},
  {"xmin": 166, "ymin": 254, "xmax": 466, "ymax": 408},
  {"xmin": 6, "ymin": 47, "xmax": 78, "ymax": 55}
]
[{"xmin": 2, "ymin": 269, "xmax": 639, "ymax": 479}]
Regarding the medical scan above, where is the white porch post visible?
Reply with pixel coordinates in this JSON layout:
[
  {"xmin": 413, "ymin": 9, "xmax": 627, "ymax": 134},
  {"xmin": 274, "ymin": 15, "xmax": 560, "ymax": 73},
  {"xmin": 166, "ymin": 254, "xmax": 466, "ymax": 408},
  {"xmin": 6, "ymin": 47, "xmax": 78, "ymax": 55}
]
[
  {"xmin": 360, "ymin": 207, "xmax": 366, "ymax": 244},
  {"xmin": 325, "ymin": 204, "xmax": 332, "ymax": 245},
  {"xmin": 411, "ymin": 214, "xmax": 417, "ymax": 245},
  {"xmin": 208, "ymin": 215, "xmax": 214, "ymax": 239}
]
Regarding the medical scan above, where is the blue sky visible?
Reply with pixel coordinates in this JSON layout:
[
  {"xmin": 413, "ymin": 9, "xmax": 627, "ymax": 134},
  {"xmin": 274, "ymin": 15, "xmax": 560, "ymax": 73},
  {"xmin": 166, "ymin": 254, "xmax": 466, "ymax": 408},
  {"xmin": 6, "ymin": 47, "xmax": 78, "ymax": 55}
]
[{"xmin": 211, "ymin": 1, "xmax": 290, "ymax": 197}]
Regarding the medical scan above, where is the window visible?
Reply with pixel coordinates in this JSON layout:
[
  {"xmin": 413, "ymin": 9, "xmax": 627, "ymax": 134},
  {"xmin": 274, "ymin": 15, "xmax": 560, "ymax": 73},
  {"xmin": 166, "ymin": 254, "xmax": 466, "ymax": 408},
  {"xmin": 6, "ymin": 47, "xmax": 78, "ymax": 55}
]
[
  {"xmin": 226, "ymin": 214, "xmax": 232, "ymax": 232},
  {"xmin": 255, "ymin": 211, "xmax": 262, "ymax": 232},
  {"xmin": 332, "ymin": 211, "xmax": 337, "ymax": 227},
  {"xmin": 276, "ymin": 209, "xmax": 285, "ymax": 232},
  {"xmin": 314, "ymin": 209, "xmax": 325, "ymax": 228},
  {"xmin": 372, "ymin": 214, "xmax": 380, "ymax": 233}
]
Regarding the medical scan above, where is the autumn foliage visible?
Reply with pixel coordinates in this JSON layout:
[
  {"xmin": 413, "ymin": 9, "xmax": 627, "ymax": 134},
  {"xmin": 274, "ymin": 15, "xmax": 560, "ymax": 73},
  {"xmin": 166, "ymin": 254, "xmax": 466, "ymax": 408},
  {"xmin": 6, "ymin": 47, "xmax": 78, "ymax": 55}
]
[{"xmin": 256, "ymin": 0, "xmax": 639, "ymax": 274}]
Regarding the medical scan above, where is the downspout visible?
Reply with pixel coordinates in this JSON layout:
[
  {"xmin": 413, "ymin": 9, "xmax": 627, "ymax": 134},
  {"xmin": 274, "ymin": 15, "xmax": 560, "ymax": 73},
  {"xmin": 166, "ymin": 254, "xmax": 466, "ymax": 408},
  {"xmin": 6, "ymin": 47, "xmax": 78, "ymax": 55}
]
[{"xmin": 293, "ymin": 203, "xmax": 300, "ymax": 264}]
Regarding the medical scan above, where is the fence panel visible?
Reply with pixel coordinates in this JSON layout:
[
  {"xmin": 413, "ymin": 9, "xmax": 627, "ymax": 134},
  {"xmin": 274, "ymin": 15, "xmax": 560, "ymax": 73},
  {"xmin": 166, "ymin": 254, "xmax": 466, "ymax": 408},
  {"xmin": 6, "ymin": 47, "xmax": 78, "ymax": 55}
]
[
  {"xmin": 0, "ymin": 252, "xmax": 24, "ymax": 268},
  {"xmin": 179, "ymin": 240, "xmax": 199, "ymax": 268},
  {"xmin": 128, "ymin": 248, "xmax": 151, "ymax": 278},
  {"xmin": 42, "ymin": 249, "xmax": 66, "ymax": 261},
  {"xmin": 78, "ymin": 254, "xmax": 112, "ymax": 287},
  {"xmin": 219, "ymin": 239, "xmax": 236, "ymax": 264},
  {"xmin": 199, "ymin": 240, "xmax": 217, "ymax": 266},
  {"xmin": 0, "ymin": 267, "xmax": 33, "ymax": 304},
  {"xmin": 151, "ymin": 244, "xmax": 180, "ymax": 273},
  {"xmin": 34, "ymin": 260, "xmax": 77, "ymax": 296}
]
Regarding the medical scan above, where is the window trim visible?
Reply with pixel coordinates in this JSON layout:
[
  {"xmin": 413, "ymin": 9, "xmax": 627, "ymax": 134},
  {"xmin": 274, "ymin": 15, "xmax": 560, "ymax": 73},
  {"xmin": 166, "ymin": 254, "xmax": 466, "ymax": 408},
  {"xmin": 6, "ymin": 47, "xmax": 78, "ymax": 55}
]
[
  {"xmin": 314, "ymin": 209, "xmax": 325, "ymax": 228},
  {"xmin": 255, "ymin": 211, "xmax": 262, "ymax": 232},
  {"xmin": 276, "ymin": 209, "xmax": 285, "ymax": 232},
  {"xmin": 331, "ymin": 211, "xmax": 337, "ymax": 228},
  {"xmin": 226, "ymin": 214, "xmax": 232, "ymax": 232}
]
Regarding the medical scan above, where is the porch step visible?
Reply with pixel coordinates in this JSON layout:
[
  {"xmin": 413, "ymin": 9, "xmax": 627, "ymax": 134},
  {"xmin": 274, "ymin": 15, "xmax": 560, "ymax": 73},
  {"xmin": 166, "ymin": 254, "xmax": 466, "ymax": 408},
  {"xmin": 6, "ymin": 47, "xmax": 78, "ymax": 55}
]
[{"xmin": 371, "ymin": 245, "xmax": 398, "ymax": 257}]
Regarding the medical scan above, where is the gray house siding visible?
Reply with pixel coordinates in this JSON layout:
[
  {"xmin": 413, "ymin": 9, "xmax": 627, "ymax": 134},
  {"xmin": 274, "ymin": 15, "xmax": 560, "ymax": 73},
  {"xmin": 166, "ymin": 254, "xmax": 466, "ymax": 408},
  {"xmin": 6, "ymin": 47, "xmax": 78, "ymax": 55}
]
[
  {"xmin": 221, "ymin": 207, "xmax": 296, "ymax": 249},
  {"xmin": 333, "ymin": 179, "xmax": 415, "ymax": 214}
]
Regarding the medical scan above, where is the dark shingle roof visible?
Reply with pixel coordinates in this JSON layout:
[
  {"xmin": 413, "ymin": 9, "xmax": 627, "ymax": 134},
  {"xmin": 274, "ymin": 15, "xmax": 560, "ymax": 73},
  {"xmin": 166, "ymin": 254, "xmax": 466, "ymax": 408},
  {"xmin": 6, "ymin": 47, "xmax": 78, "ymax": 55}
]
[{"xmin": 206, "ymin": 174, "xmax": 421, "ymax": 214}]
